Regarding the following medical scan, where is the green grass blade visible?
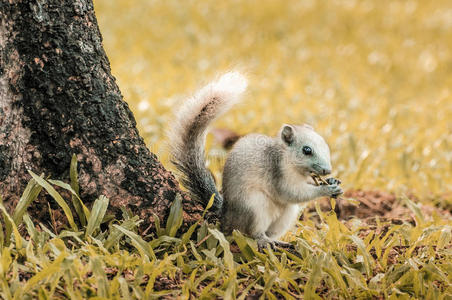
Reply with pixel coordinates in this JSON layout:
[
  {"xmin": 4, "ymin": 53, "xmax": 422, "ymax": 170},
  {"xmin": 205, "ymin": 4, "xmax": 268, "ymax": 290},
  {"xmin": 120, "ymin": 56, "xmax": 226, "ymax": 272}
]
[
  {"xmin": 165, "ymin": 194, "xmax": 183, "ymax": 237},
  {"xmin": 70, "ymin": 154, "xmax": 79, "ymax": 193},
  {"xmin": 39, "ymin": 222, "xmax": 57, "ymax": 239},
  {"xmin": 104, "ymin": 216, "xmax": 140, "ymax": 249},
  {"xmin": 437, "ymin": 226, "xmax": 452, "ymax": 249},
  {"xmin": 0, "ymin": 202, "xmax": 22, "ymax": 249},
  {"xmin": 17, "ymin": 252, "xmax": 68, "ymax": 298},
  {"xmin": 0, "ymin": 218, "xmax": 3, "ymax": 249},
  {"xmin": 232, "ymin": 230, "xmax": 255, "ymax": 261},
  {"xmin": 180, "ymin": 220, "xmax": 200, "ymax": 246},
  {"xmin": 48, "ymin": 179, "xmax": 90, "ymax": 227},
  {"xmin": 69, "ymin": 154, "xmax": 90, "ymax": 226},
  {"xmin": 403, "ymin": 196, "xmax": 425, "ymax": 224},
  {"xmin": 22, "ymin": 213, "xmax": 38, "ymax": 243},
  {"xmin": 85, "ymin": 195, "xmax": 109, "ymax": 238},
  {"xmin": 28, "ymin": 171, "xmax": 78, "ymax": 231},
  {"xmin": 92, "ymin": 257, "xmax": 109, "ymax": 298},
  {"xmin": 304, "ymin": 256, "xmax": 324, "ymax": 300},
  {"xmin": 209, "ymin": 228, "xmax": 234, "ymax": 274},
  {"xmin": 0, "ymin": 243, "xmax": 12, "ymax": 277},
  {"xmin": 149, "ymin": 235, "xmax": 181, "ymax": 249},
  {"xmin": 113, "ymin": 224, "xmax": 156, "ymax": 260},
  {"xmin": 350, "ymin": 235, "xmax": 373, "ymax": 277},
  {"xmin": 153, "ymin": 213, "xmax": 163, "ymax": 237},
  {"xmin": 118, "ymin": 277, "xmax": 132, "ymax": 300},
  {"xmin": 12, "ymin": 178, "xmax": 42, "ymax": 225},
  {"xmin": 202, "ymin": 194, "xmax": 215, "ymax": 218}
]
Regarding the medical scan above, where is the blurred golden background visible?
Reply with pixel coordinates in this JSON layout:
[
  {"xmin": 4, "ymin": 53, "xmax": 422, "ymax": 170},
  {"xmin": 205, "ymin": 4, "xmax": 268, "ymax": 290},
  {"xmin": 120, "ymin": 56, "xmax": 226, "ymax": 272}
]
[{"xmin": 94, "ymin": 0, "xmax": 452, "ymax": 201}]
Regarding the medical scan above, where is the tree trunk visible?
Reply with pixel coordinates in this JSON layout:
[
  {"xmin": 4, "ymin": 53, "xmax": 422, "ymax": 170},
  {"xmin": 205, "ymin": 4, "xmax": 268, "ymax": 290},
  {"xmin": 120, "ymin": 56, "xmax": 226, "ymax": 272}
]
[{"xmin": 0, "ymin": 0, "xmax": 202, "ymax": 232}]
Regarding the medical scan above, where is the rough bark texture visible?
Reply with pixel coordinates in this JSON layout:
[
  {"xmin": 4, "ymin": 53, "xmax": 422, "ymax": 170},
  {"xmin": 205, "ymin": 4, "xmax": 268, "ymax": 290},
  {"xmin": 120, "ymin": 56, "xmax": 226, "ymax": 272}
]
[{"xmin": 0, "ymin": 0, "xmax": 203, "ymax": 232}]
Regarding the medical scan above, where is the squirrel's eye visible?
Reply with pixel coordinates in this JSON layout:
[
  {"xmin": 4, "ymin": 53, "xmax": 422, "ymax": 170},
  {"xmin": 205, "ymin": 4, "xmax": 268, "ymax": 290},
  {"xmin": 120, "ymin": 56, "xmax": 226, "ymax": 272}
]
[{"xmin": 302, "ymin": 146, "xmax": 312, "ymax": 155}]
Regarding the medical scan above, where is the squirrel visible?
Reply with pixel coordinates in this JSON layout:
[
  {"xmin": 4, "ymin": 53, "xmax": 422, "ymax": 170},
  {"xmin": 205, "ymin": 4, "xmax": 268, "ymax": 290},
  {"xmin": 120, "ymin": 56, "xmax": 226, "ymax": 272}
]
[{"xmin": 168, "ymin": 72, "xmax": 343, "ymax": 249}]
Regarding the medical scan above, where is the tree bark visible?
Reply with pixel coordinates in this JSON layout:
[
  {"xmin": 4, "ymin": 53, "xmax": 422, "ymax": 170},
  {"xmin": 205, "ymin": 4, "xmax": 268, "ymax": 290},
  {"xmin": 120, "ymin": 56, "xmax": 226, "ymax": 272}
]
[{"xmin": 0, "ymin": 0, "xmax": 202, "ymax": 232}]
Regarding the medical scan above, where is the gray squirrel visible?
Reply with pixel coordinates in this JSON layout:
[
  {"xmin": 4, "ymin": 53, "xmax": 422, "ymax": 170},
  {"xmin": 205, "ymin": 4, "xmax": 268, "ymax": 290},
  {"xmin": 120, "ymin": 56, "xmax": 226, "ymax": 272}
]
[{"xmin": 168, "ymin": 72, "xmax": 342, "ymax": 249}]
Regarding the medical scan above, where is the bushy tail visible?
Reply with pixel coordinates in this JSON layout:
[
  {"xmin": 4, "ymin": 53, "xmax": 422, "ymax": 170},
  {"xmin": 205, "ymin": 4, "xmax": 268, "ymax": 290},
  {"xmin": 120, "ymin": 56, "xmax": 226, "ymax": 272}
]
[{"xmin": 168, "ymin": 72, "xmax": 248, "ymax": 213}]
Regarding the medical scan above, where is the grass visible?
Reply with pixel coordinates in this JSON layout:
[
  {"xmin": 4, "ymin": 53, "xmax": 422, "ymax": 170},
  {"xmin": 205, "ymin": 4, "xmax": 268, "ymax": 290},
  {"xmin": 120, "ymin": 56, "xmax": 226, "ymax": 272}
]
[
  {"xmin": 0, "ymin": 165, "xmax": 451, "ymax": 298},
  {"xmin": 1, "ymin": 0, "xmax": 452, "ymax": 298},
  {"xmin": 95, "ymin": 0, "xmax": 452, "ymax": 199}
]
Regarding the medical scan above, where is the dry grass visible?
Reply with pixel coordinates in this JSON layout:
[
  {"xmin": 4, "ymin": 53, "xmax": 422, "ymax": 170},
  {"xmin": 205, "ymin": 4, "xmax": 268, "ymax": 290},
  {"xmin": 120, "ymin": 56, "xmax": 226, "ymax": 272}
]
[{"xmin": 0, "ymin": 170, "xmax": 451, "ymax": 299}]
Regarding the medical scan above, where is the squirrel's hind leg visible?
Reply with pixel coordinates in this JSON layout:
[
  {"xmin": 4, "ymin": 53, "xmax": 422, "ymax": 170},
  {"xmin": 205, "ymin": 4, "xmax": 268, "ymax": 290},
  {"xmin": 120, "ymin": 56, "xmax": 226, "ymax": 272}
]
[{"xmin": 264, "ymin": 204, "xmax": 300, "ymax": 249}]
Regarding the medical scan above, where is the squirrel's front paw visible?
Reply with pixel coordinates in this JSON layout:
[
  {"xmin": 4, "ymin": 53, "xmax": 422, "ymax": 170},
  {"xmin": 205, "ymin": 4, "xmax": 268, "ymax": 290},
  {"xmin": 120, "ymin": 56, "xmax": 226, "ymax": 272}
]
[
  {"xmin": 320, "ymin": 177, "xmax": 342, "ymax": 185},
  {"xmin": 324, "ymin": 177, "xmax": 341, "ymax": 185},
  {"xmin": 320, "ymin": 184, "xmax": 343, "ymax": 198}
]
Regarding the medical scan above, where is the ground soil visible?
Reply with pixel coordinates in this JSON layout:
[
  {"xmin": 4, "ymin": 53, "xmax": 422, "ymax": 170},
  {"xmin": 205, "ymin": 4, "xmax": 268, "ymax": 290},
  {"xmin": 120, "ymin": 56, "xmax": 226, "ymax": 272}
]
[{"xmin": 310, "ymin": 189, "xmax": 452, "ymax": 225}]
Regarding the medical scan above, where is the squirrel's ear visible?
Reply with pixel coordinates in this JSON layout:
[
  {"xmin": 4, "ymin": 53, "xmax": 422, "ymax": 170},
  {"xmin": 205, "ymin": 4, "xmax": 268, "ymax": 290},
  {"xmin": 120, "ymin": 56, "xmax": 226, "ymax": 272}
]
[{"xmin": 281, "ymin": 124, "xmax": 294, "ymax": 145}]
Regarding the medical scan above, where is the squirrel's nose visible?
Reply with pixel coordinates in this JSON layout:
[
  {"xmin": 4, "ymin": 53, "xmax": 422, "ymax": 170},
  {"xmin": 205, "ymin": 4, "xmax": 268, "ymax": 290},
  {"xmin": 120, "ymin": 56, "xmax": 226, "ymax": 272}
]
[{"xmin": 322, "ymin": 168, "xmax": 331, "ymax": 176}]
